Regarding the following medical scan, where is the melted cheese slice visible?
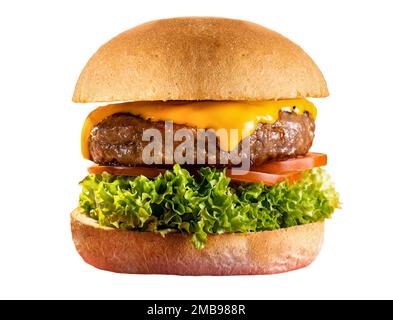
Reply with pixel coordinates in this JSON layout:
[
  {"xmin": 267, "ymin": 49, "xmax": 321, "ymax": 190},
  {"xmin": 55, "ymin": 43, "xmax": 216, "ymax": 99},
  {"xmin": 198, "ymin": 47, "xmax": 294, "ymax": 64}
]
[{"xmin": 81, "ymin": 99, "xmax": 317, "ymax": 159}]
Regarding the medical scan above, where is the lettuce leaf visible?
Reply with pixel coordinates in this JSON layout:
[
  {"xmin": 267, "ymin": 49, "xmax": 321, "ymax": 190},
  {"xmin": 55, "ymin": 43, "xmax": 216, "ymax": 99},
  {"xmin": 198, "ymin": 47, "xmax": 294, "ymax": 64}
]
[{"xmin": 79, "ymin": 165, "xmax": 340, "ymax": 249}]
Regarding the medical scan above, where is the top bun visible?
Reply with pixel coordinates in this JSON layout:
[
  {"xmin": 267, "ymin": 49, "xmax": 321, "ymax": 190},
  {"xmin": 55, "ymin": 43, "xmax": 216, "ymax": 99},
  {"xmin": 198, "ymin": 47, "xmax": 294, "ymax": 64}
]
[{"xmin": 73, "ymin": 17, "xmax": 328, "ymax": 103}]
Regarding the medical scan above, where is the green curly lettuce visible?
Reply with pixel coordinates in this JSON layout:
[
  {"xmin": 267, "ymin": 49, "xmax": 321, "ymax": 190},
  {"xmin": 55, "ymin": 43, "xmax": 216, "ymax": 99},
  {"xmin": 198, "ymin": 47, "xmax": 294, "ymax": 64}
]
[{"xmin": 79, "ymin": 165, "xmax": 340, "ymax": 249}]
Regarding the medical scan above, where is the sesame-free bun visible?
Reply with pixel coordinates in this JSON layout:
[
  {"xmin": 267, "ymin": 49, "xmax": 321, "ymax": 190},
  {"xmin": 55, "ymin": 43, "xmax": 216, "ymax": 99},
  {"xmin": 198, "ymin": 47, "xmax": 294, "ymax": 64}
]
[
  {"xmin": 73, "ymin": 17, "xmax": 328, "ymax": 103},
  {"xmin": 71, "ymin": 209, "xmax": 324, "ymax": 275}
]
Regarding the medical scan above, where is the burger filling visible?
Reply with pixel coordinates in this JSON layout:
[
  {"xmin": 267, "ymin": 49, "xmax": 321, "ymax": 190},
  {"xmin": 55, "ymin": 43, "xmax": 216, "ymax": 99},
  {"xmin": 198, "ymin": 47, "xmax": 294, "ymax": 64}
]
[{"xmin": 78, "ymin": 99, "xmax": 339, "ymax": 249}]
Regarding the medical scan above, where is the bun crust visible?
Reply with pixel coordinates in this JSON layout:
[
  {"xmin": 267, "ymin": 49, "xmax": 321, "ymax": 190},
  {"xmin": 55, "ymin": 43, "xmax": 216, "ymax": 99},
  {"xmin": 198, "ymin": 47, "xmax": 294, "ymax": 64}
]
[
  {"xmin": 71, "ymin": 209, "xmax": 324, "ymax": 275},
  {"xmin": 73, "ymin": 17, "xmax": 328, "ymax": 103}
]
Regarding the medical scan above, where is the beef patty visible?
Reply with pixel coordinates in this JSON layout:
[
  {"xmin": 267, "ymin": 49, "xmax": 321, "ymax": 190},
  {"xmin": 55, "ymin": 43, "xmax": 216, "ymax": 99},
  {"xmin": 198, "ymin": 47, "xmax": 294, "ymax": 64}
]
[{"xmin": 89, "ymin": 111, "xmax": 315, "ymax": 167}]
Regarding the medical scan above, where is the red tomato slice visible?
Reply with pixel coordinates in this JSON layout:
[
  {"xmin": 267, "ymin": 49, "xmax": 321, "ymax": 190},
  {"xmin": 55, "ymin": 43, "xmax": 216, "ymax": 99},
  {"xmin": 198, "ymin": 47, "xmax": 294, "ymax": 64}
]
[
  {"xmin": 227, "ymin": 169, "xmax": 303, "ymax": 186},
  {"xmin": 252, "ymin": 152, "xmax": 327, "ymax": 174},
  {"xmin": 88, "ymin": 166, "xmax": 166, "ymax": 178},
  {"xmin": 88, "ymin": 165, "xmax": 303, "ymax": 186}
]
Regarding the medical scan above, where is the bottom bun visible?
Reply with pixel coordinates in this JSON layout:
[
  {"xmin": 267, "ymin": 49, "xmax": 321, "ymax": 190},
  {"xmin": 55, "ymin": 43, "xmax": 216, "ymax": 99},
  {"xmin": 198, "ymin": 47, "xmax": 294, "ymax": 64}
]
[{"xmin": 71, "ymin": 209, "xmax": 324, "ymax": 275}]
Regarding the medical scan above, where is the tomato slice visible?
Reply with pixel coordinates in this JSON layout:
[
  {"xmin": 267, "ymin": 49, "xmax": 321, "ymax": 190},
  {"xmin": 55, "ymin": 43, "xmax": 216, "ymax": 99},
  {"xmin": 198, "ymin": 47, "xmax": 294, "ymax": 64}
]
[
  {"xmin": 88, "ymin": 165, "xmax": 166, "ymax": 178},
  {"xmin": 88, "ymin": 165, "xmax": 302, "ymax": 186},
  {"xmin": 227, "ymin": 169, "xmax": 303, "ymax": 186},
  {"xmin": 252, "ymin": 152, "xmax": 327, "ymax": 174}
]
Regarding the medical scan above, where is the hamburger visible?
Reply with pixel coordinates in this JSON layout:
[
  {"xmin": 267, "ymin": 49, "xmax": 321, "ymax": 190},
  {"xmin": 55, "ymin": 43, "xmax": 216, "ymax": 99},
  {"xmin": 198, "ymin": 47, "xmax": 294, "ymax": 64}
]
[{"xmin": 71, "ymin": 17, "xmax": 339, "ymax": 275}]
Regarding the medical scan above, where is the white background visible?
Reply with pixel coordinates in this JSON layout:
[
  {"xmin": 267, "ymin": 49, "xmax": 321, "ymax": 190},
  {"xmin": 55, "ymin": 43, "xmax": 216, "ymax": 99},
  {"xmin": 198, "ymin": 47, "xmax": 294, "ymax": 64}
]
[{"xmin": 0, "ymin": 0, "xmax": 392, "ymax": 299}]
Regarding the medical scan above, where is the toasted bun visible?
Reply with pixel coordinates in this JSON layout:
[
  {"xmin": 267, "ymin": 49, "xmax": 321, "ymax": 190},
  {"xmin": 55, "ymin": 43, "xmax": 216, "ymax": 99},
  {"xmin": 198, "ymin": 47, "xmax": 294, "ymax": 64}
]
[
  {"xmin": 71, "ymin": 209, "xmax": 324, "ymax": 275},
  {"xmin": 73, "ymin": 17, "xmax": 328, "ymax": 103}
]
